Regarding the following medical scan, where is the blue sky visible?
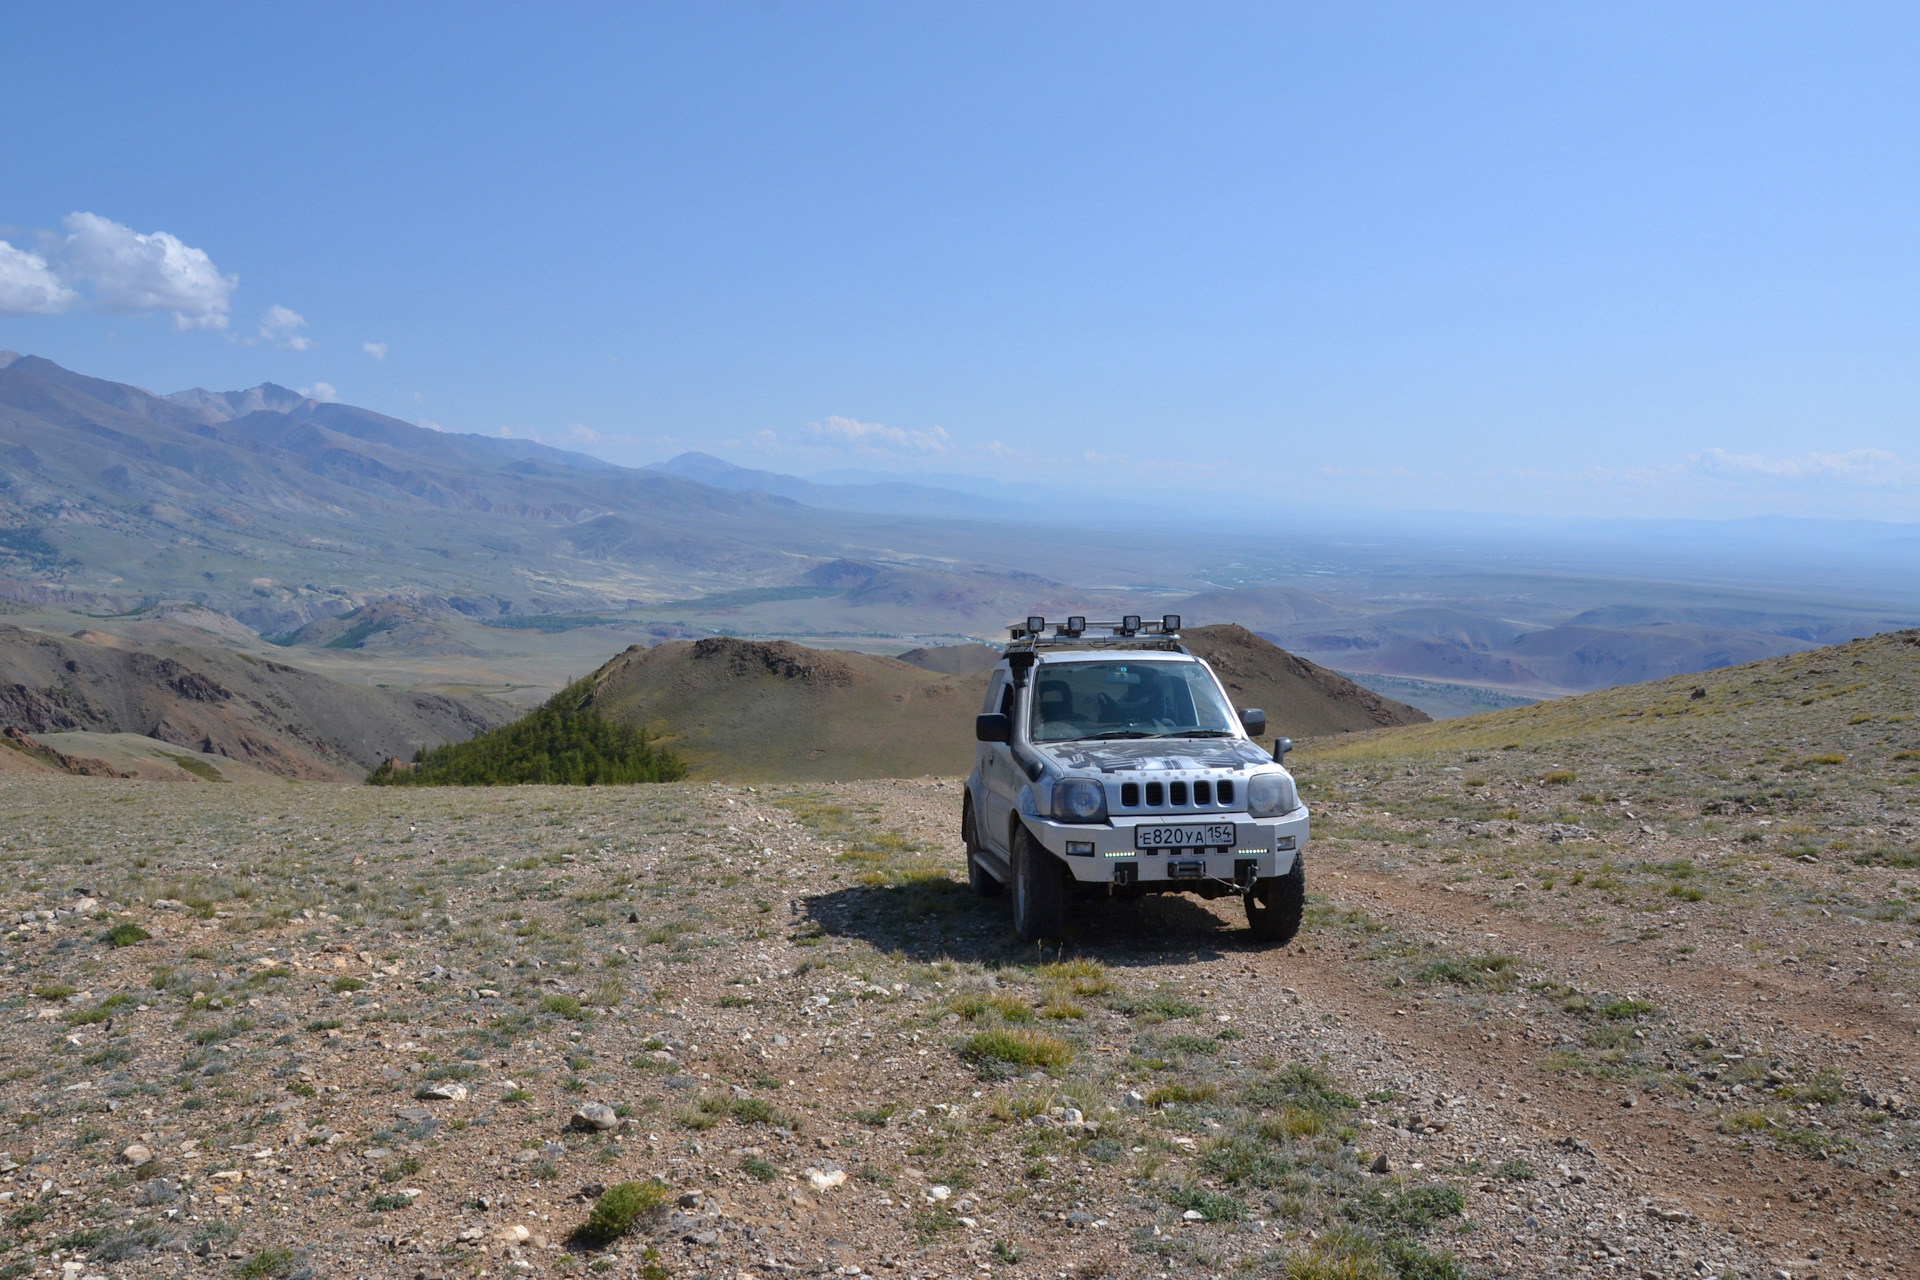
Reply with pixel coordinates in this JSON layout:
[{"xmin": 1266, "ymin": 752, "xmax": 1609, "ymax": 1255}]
[{"xmin": 3, "ymin": 2, "xmax": 1918, "ymax": 519}]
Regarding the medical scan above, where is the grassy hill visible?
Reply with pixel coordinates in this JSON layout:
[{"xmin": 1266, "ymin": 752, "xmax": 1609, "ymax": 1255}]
[
  {"xmin": 582, "ymin": 626, "xmax": 1427, "ymax": 781},
  {"xmin": 1295, "ymin": 627, "xmax": 1920, "ymax": 869},
  {"xmin": 581, "ymin": 638, "xmax": 980, "ymax": 781}
]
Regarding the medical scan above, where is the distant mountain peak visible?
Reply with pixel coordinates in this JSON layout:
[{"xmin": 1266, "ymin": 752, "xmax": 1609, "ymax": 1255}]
[{"xmin": 165, "ymin": 382, "xmax": 309, "ymax": 423}]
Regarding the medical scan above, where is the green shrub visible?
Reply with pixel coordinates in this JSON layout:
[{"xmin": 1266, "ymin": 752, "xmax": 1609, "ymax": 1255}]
[
  {"xmin": 368, "ymin": 679, "xmax": 684, "ymax": 787},
  {"xmin": 235, "ymin": 1247, "xmax": 296, "ymax": 1279},
  {"xmin": 1599, "ymin": 998, "xmax": 1658, "ymax": 1021},
  {"xmin": 1343, "ymin": 1184, "xmax": 1465, "ymax": 1234},
  {"xmin": 959, "ymin": 1029, "xmax": 1073, "ymax": 1073},
  {"xmin": 569, "ymin": 1181, "xmax": 669, "ymax": 1248},
  {"xmin": 1166, "ymin": 1186, "xmax": 1247, "ymax": 1222},
  {"xmin": 1244, "ymin": 1063, "xmax": 1359, "ymax": 1116},
  {"xmin": 330, "ymin": 977, "xmax": 364, "ymax": 993},
  {"xmin": 103, "ymin": 922, "xmax": 150, "ymax": 947},
  {"xmin": 542, "ymin": 994, "xmax": 588, "ymax": 1020}
]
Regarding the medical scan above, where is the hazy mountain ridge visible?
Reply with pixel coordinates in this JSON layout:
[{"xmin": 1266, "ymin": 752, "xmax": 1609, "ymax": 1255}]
[{"xmin": 0, "ymin": 623, "xmax": 509, "ymax": 780}]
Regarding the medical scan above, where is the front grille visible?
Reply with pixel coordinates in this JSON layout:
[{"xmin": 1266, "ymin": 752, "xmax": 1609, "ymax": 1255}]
[{"xmin": 1115, "ymin": 777, "xmax": 1239, "ymax": 814}]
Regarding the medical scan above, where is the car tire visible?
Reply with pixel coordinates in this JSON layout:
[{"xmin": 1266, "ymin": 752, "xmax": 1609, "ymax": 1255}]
[
  {"xmin": 1245, "ymin": 856, "xmax": 1305, "ymax": 944},
  {"xmin": 1010, "ymin": 825, "xmax": 1065, "ymax": 942},
  {"xmin": 962, "ymin": 795, "xmax": 1002, "ymax": 898}
]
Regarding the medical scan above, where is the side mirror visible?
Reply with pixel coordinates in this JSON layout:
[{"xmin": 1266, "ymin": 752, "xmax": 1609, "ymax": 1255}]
[
  {"xmin": 1273, "ymin": 736, "xmax": 1293, "ymax": 762},
  {"xmin": 975, "ymin": 713, "xmax": 1012, "ymax": 744},
  {"xmin": 1238, "ymin": 708, "xmax": 1266, "ymax": 738}
]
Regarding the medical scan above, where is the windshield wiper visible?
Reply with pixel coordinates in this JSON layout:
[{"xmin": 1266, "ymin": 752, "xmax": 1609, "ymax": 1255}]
[
  {"xmin": 1151, "ymin": 729, "xmax": 1237, "ymax": 739},
  {"xmin": 1072, "ymin": 730, "xmax": 1156, "ymax": 741}
]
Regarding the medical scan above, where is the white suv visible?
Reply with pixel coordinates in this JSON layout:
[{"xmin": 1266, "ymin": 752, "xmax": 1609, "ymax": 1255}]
[{"xmin": 961, "ymin": 615, "xmax": 1308, "ymax": 943}]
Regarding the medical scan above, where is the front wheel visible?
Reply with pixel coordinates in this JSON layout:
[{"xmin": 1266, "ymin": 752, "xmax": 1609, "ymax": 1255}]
[
  {"xmin": 1245, "ymin": 856, "xmax": 1305, "ymax": 944},
  {"xmin": 1010, "ymin": 826, "xmax": 1065, "ymax": 942},
  {"xmin": 962, "ymin": 795, "xmax": 1001, "ymax": 898}
]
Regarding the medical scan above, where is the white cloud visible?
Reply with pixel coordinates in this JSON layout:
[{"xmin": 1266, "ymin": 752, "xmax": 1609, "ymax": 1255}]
[
  {"xmin": 258, "ymin": 304, "xmax": 314, "ymax": 350},
  {"xmin": 297, "ymin": 382, "xmax": 338, "ymax": 402},
  {"xmin": 1685, "ymin": 446, "xmax": 1918, "ymax": 486},
  {"xmin": 807, "ymin": 415, "xmax": 953, "ymax": 456},
  {"xmin": 418, "ymin": 420, "xmax": 444, "ymax": 432},
  {"xmin": 362, "ymin": 341, "xmax": 388, "ymax": 361},
  {"xmin": 52, "ymin": 212, "xmax": 236, "ymax": 330},
  {"xmin": 566, "ymin": 424, "xmax": 600, "ymax": 442},
  {"xmin": 0, "ymin": 240, "xmax": 77, "ymax": 314}
]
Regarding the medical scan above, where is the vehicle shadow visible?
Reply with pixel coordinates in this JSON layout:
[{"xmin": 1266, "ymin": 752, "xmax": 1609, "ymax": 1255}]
[{"xmin": 798, "ymin": 874, "xmax": 1285, "ymax": 970}]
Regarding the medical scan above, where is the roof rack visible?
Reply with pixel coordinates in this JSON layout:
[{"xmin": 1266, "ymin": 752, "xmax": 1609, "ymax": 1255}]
[{"xmin": 1003, "ymin": 614, "xmax": 1189, "ymax": 653}]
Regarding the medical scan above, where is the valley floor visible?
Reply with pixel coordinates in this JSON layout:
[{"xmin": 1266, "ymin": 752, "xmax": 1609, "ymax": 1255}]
[{"xmin": 0, "ymin": 772, "xmax": 1910, "ymax": 1280}]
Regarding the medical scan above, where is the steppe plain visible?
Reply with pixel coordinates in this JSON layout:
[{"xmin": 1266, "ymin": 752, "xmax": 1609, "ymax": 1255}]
[{"xmin": 0, "ymin": 632, "xmax": 1915, "ymax": 1280}]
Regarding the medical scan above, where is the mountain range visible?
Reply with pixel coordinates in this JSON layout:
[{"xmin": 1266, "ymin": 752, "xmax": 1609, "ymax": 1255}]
[{"xmin": 2, "ymin": 350, "xmax": 1914, "ymax": 713}]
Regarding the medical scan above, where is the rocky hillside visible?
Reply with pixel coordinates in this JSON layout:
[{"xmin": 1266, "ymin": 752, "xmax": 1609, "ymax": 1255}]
[{"xmin": 0, "ymin": 625, "xmax": 509, "ymax": 780}]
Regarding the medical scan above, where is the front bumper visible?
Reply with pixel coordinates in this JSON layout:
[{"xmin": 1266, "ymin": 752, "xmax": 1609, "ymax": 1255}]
[{"xmin": 1023, "ymin": 808, "xmax": 1308, "ymax": 885}]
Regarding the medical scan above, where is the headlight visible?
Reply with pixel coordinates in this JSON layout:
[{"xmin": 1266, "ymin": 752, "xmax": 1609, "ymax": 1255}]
[
  {"xmin": 1051, "ymin": 778, "xmax": 1109, "ymax": 823},
  {"xmin": 1247, "ymin": 772, "xmax": 1298, "ymax": 818}
]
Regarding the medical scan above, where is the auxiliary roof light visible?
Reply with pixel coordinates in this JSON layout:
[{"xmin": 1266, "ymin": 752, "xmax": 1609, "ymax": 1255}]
[
  {"xmin": 1120, "ymin": 614, "xmax": 1141, "ymax": 636},
  {"xmin": 1025, "ymin": 616, "xmax": 1046, "ymax": 635},
  {"xmin": 1065, "ymin": 615, "xmax": 1087, "ymax": 636},
  {"xmin": 1162, "ymin": 614, "xmax": 1182, "ymax": 633}
]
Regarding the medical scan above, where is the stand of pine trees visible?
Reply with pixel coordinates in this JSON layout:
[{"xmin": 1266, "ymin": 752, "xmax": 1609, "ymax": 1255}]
[{"xmin": 368, "ymin": 680, "xmax": 685, "ymax": 786}]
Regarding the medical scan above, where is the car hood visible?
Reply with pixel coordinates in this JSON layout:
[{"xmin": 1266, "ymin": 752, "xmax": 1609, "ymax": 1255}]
[{"xmin": 1033, "ymin": 738, "xmax": 1277, "ymax": 774}]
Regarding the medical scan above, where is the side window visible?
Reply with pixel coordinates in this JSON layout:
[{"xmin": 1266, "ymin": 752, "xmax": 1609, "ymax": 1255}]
[
  {"xmin": 998, "ymin": 680, "xmax": 1015, "ymax": 719},
  {"xmin": 982, "ymin": 672, "xmax": 1007, "ymax": 715}
]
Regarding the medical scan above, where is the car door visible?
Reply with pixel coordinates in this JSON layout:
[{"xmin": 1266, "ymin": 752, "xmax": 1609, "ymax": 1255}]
[{"xmin": 980, "ymin": 673, "xmax": 1021, "ymax": 859}]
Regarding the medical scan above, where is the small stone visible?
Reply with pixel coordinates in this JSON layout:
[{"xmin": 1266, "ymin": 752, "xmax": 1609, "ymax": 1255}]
[
  {"xmin": 926, "ymin": 1184, "xmax": 950, "ymax": 1201},
  {"xmin": 570, "ymin": 1103, "xmax": 618, "ymax": 1132},
  {"xmin": 394, "ymin": 1108, "xmax": 432, "ymax": 1125},
  {"xmin": 495, "ymin": 1224, "xmax": 531, "ymax": 1242},
  {"xmin": 678, "ymin": 1192, "xmax": 704, "ymax": 1209},
  {"xmin": 119, "ymin": 1143, "xmax": 152, "ymax": 1165},
  {"xmin": 806, "ymin": 1167, "xmax": 847, "ymax": 1192},
  {"xmin": 416, "ymin": 1083, "xmax": 468, "ymax": 1102},
  {"xmin": 1621, "ymin": 1095, "xmax": 1639, "ymax": 1109},
  {"xmin": 1182, "ymin": 1209, "xmax": 1205, "ymax": 1221},
  {"xmin": 1123, "ymin": 1089, "xmax": 1147, "ymax": 1109},
  {"xmin": 1369, "ymin": 1153, "xmax": 1391, "ymax": 1174}
]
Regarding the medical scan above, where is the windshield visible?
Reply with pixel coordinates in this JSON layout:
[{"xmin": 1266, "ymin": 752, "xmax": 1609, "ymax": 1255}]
[{"xmin": 1029, "ymin": 659, "xmax": 1238, "ymax": 743}]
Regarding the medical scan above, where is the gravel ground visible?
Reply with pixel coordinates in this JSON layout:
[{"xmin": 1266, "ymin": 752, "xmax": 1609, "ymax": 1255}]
[{"xmin": 0, "ymin": 760, "xmax": 1906, "ymax": 1280}]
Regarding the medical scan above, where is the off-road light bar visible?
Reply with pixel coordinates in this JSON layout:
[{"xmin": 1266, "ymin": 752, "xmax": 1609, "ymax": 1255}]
[{"xmin": 1006, "ymin": 615, "xmax": 1184, "ymax": 641}]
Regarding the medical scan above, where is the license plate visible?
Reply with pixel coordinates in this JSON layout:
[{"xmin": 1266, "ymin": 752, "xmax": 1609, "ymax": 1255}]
[{"xmin": 1134, "ymin": 823, "xmax": 1237, "ymax": 850}]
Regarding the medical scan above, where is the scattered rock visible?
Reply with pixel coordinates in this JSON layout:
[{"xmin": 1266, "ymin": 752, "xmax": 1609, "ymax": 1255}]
[
  {"xmin": 119, "ymin": 1142, "xmax": 152, "ymax": 1165},
  {"xmin": 569, "ymin": 1102, "xmax": 618, "ymax": 1131},
  {"xmin": 415, "ymin": 1083, "xmax": 468, "ymax": 1102}
]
